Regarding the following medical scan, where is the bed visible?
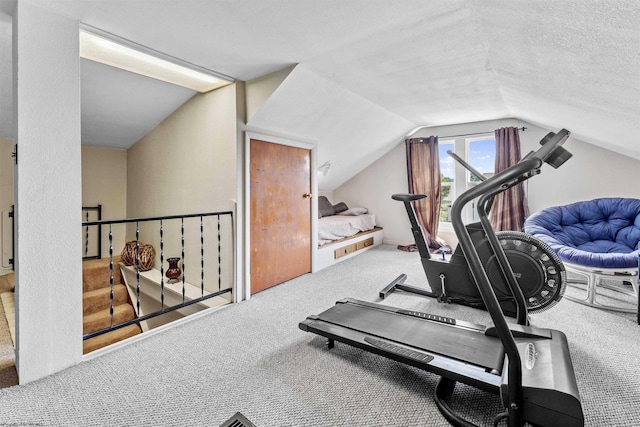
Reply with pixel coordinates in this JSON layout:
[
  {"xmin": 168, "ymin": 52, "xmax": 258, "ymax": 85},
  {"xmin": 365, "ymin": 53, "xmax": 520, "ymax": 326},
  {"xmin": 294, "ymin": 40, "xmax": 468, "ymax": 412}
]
[
  {"xmin": 317, "ymin": 196, "xmax": 377, "ymax": 246},
  {"xmin": 316, "ymin": 196, "xmax": 383, "ymax": 271},
  {"xmin": 318, "ymin": 213, "xmax": 377, "ymax": 246}
]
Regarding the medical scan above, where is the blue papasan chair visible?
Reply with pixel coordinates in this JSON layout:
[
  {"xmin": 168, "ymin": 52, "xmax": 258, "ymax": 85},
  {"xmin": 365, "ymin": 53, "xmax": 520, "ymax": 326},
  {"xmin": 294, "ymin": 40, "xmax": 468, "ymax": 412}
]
[{"xmin": 524, "ymin": 198, "xmax": 640, "ymax": 321}]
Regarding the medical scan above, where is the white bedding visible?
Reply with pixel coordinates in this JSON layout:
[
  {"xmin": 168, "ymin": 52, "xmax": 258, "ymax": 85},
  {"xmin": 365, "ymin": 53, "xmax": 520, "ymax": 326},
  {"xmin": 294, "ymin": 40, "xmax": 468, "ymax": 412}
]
[{"xmin": 318, "ymin": 214, "xmax": 376, "ymax": 246}]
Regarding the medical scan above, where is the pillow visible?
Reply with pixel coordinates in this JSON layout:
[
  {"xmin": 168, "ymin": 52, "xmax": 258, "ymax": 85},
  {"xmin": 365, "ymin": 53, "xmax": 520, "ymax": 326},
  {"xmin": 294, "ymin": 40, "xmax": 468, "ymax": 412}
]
[
  {"xmin": 332, "ymin": 202, "xmax": 349, "ymax": 214},
  {"xmin": 339, "ymin": 207, "xmax": 368, "ymax": 216},
  {"xmin": 318, "ymin": 196, "xmax": 335, "ymax": 218}
]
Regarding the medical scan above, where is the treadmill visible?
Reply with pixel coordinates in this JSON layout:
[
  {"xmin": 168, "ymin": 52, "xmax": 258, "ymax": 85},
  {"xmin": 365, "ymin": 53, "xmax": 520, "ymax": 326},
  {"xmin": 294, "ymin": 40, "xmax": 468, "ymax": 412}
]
[{"xmin": 299, "ymin": 129, "xmax": 583, "ymax": 427}]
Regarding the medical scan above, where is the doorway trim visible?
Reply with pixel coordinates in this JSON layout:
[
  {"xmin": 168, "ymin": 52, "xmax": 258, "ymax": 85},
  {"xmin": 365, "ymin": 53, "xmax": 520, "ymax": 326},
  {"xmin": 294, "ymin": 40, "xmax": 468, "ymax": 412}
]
[{"xmin": 243, "ymin": 131, "xmax": 317, "ymax": 301}]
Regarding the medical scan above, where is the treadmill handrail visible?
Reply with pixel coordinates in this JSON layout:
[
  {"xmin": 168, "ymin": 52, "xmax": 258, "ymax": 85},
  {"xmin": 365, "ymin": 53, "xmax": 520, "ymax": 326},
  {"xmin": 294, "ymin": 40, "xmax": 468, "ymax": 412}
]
[
  {"xmin": 477, "ymin": 187, "xmax": 529, "ymax": 325},
  {"xmin": 451, "ymin": 160, "xmax": 535, "ymax": 423},
  {"xmin": 449, "ymin": 128, "xmax": 571, "ymax": 425}
]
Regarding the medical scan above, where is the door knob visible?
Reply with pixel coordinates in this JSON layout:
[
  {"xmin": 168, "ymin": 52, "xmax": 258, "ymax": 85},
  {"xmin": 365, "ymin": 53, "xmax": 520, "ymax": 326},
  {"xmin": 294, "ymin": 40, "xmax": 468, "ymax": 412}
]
[{"xmin": 302, "ymin": 193, "xmax": 312, "ymax": 199}]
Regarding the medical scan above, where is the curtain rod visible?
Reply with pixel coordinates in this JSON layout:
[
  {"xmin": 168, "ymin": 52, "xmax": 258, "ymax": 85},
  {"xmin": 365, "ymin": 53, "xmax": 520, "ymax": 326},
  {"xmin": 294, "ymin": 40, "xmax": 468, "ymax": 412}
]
[{"xmin": 438, "ymin": 126, "xmax": 527, "ymax": 140}]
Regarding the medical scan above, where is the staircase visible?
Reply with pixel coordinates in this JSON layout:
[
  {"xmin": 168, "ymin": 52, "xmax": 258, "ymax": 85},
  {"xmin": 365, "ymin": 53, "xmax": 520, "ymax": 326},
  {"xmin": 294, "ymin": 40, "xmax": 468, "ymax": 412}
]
[{"xmin": 82, "ymin": 256, "xmax": 142, "ymax": 354}]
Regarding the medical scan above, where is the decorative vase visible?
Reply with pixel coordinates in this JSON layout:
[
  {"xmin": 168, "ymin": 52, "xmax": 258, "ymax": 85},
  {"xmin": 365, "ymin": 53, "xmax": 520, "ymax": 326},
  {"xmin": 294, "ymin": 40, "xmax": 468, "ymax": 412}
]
[
  {"xmin": 121, "ymin": 241, "xmax": 155, "ymax": 271},
  {"xmin": 166, "ymin": 257, "xmax": 181, "ymax": 283}
]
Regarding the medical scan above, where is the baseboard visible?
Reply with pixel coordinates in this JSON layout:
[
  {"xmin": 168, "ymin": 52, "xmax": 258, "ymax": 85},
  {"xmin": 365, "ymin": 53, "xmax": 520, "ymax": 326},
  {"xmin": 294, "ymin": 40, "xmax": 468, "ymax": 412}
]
[{"xmin": 382, "ymin": 238, "xmax": 413, "ymax": 247}]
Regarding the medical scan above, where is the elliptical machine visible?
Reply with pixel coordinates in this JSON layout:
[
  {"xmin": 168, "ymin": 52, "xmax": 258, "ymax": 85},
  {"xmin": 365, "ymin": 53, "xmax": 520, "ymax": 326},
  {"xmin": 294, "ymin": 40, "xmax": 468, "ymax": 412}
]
[{"xmin": 380, "ymin": 134, "xmax": 568, "ymax": 319}]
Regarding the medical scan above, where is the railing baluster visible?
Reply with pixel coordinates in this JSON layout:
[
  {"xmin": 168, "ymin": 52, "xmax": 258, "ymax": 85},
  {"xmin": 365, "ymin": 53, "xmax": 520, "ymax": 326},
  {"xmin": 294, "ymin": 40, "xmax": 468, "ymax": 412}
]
[
  {"xmin": 217, "ymin": 214, "xmax": 222, "ymax": 291},
  {"xmin": 160, "ymin": 219, "xmax": 165, "ymax": 310},
  {"xmin": 201, "ymin": 215, "xmax": 204, "ymax": 296},
  {"xmin": 181, "ymin": 218, "xmax": 185, "ymax": 304},
  {"xmin": 82, "ymin": 206, "xmax": 102, "ymax": 260},
  {"xmin": 109, "ymin": 224, "xmax": 114, "ymax": 327},
  {"xmin": 135, "ymin": 222, "xmax": 141, "ymax": 317},
  {"xmin": 97, "ymin": 205, "xmax": 102, "ymax": 260},
  {"xmin": 85, "ymin": 211, "xmax": 89, "ymax": 257}
]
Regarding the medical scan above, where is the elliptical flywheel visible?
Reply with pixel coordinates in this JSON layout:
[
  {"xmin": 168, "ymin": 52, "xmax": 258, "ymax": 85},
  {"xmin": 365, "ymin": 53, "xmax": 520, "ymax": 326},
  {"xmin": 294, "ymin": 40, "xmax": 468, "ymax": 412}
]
[{"xmin": 484, "ymin": 231, "xmax": 566, "ymax": 313}]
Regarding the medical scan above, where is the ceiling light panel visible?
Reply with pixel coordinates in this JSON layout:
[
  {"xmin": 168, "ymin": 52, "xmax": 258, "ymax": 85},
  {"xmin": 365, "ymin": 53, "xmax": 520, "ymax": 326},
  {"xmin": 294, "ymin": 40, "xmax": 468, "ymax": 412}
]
[{"xmin": 79, "ymin": 27, "xmax": 233, "ymax": 93}]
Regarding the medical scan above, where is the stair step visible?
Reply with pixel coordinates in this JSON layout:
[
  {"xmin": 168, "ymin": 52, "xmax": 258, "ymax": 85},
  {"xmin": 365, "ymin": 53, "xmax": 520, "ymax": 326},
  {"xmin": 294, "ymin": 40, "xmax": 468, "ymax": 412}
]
[
  {"xmin": 83, "ymin": 324, "xmax": 142, "ymax": 355},
  {"xmin": 83, "ymin": 303, "xmax": 137, "ymax": 335},
  {"xmin": 83, "ymin": 284, "xmax": 128, "ymax": 316},
  {"xmin": 81, "ymin": 255, "xmax": 143, "ymax": 354},
  {"xmin": 82, "ymin": 256, "xmax": 123, "ymax": 292},
  {"xmin": 0, "ymin": 292, "xmax": 15, "ymax": 347}
]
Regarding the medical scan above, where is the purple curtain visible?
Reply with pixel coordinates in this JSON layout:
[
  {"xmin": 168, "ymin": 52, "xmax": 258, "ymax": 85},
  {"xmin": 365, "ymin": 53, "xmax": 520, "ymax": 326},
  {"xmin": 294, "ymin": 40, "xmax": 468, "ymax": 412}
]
[
  {"xmin": 405, "ymin": 137, "xmax": 444, "ymax": 249},
  {"xmin": 490, "ymin": 127, "xmax": 529, "ymax": 231}
]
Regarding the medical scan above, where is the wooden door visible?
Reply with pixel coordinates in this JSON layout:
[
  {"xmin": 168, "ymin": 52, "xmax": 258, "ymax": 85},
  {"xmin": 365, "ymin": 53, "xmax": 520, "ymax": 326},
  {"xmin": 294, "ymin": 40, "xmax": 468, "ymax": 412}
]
[{"xmin": 250, "ymin": 139, "xmax": 311, "ymax": 294}]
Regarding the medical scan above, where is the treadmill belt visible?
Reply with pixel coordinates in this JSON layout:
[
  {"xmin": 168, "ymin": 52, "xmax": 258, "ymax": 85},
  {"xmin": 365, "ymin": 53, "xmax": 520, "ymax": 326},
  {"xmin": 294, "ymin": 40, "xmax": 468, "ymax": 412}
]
[{"xmin": 317, "ymin": 302, "xmax": 505, "ymax": 372}]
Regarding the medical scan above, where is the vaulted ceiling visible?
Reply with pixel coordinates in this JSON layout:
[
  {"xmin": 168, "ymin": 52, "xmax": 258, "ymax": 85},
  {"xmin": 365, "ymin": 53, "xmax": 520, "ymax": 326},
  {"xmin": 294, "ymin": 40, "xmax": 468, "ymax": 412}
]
[{"xmin": 1, "ymin": 1, "xmax": 638, "ymax": 190}]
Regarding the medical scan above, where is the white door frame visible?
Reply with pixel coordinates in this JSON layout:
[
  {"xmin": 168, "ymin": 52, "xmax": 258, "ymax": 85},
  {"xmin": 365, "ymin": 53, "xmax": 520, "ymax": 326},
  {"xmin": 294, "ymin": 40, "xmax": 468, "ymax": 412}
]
[{"xmin": 242, "ymin": 131, "xmax": 317, "ymax": 301}]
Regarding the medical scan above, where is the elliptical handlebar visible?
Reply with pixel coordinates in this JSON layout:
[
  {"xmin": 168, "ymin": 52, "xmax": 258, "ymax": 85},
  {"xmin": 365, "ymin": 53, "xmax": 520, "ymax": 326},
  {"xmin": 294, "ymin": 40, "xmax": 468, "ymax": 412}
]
[
  {"xmin": 522, "ymin": 128, "xmax": 572, "ymax": 167},
  {"xmin": 447, "ymin": 150, "xmax": 486, "ymax": 182},
  {"xmin": 450, "ymin": 128, "xmax": 571, "ymax": 425}
]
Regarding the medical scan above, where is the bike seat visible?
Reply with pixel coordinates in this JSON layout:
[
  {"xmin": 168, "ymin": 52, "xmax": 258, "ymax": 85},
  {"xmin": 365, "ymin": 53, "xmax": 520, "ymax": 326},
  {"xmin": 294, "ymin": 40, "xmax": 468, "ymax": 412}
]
[{"xmin": 392, "ymin": 193, "xmax": 427, "ymax": 202}]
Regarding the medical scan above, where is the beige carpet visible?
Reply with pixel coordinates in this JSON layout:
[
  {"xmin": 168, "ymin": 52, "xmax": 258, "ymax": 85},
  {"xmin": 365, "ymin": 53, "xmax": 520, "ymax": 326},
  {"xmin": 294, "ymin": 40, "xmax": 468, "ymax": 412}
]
[{"xmin": 0, "ymin": 273, "xmax": 17, "ymax": 388}]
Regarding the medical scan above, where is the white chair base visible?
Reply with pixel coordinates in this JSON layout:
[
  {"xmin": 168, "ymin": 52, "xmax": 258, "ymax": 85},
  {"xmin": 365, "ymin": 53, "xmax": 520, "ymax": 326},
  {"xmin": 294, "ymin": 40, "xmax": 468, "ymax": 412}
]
[{"xmin": 564, "ymin": 263, "xmax": 638, "ymax": 318}]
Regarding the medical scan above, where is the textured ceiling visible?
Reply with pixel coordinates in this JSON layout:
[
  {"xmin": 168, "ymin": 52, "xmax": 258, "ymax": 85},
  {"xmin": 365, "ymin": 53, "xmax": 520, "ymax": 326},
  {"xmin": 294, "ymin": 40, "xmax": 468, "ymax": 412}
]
[{"xmin": 1, "ymin": 0, "xmax": 638, "ymax": 190}]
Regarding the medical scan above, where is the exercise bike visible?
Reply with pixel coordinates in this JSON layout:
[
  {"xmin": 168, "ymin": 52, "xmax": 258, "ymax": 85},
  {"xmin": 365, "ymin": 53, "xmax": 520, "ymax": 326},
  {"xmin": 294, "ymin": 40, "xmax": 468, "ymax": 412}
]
[
  {"xmin": 380, "ymin": 143, "xmax": 567, "ymax": 320},
  {"xmin": 300, "ymin": 128, "xmax": 583, "ymax": 427}
]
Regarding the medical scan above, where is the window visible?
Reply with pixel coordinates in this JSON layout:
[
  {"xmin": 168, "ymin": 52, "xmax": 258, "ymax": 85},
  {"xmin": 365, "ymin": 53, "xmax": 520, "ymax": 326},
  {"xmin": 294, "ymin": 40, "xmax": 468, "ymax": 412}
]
[
  {"xmin": 467, "ymin": 138, "xmax": 496, "ymax": 182},
  {"xmin": 438, "ymin": 136, "xmax": 496, "ymax": 225},
  {"xmin": 438, "ymin": 141, "xmax": 455, "ymax": 223}
]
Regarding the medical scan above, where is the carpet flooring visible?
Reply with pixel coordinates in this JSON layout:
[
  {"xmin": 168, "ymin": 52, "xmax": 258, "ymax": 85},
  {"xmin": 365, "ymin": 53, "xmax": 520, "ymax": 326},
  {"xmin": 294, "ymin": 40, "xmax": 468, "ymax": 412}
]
[{"xmin": 0, "ymin": 245, "xmax": 637, "ymax": 426}]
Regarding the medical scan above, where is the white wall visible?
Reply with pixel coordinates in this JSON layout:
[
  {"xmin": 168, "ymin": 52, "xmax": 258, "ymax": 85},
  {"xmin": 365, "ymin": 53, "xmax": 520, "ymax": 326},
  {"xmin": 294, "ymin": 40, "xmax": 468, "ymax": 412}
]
[
  {"xmin": 527, "ymin": 133, "xmax": 640, "ymax": 209},
  {"xmin": 81, "ymin": 146, "xmax": 127, "ymax": 257},
  {"xmin": 13, "ymin": 2, "xmax": 83, "ymax": 383},
  {"xmin": 333, "ymin": 138, "xmax": 410, "ymax": 245},
  {"xmin": 334, "ymin": 119, "xmax": 640, "ymax": 247},
  {"xmin": 245, "ymin": 65, "xmax": 293, "ymax": 122},
  {"xmin": 127, "ymin": 85, "xmax": 238, "ymax": 218},
  {"xmin": 126, "ymin": 84, "xmax": 240, "ymax": 297}
]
